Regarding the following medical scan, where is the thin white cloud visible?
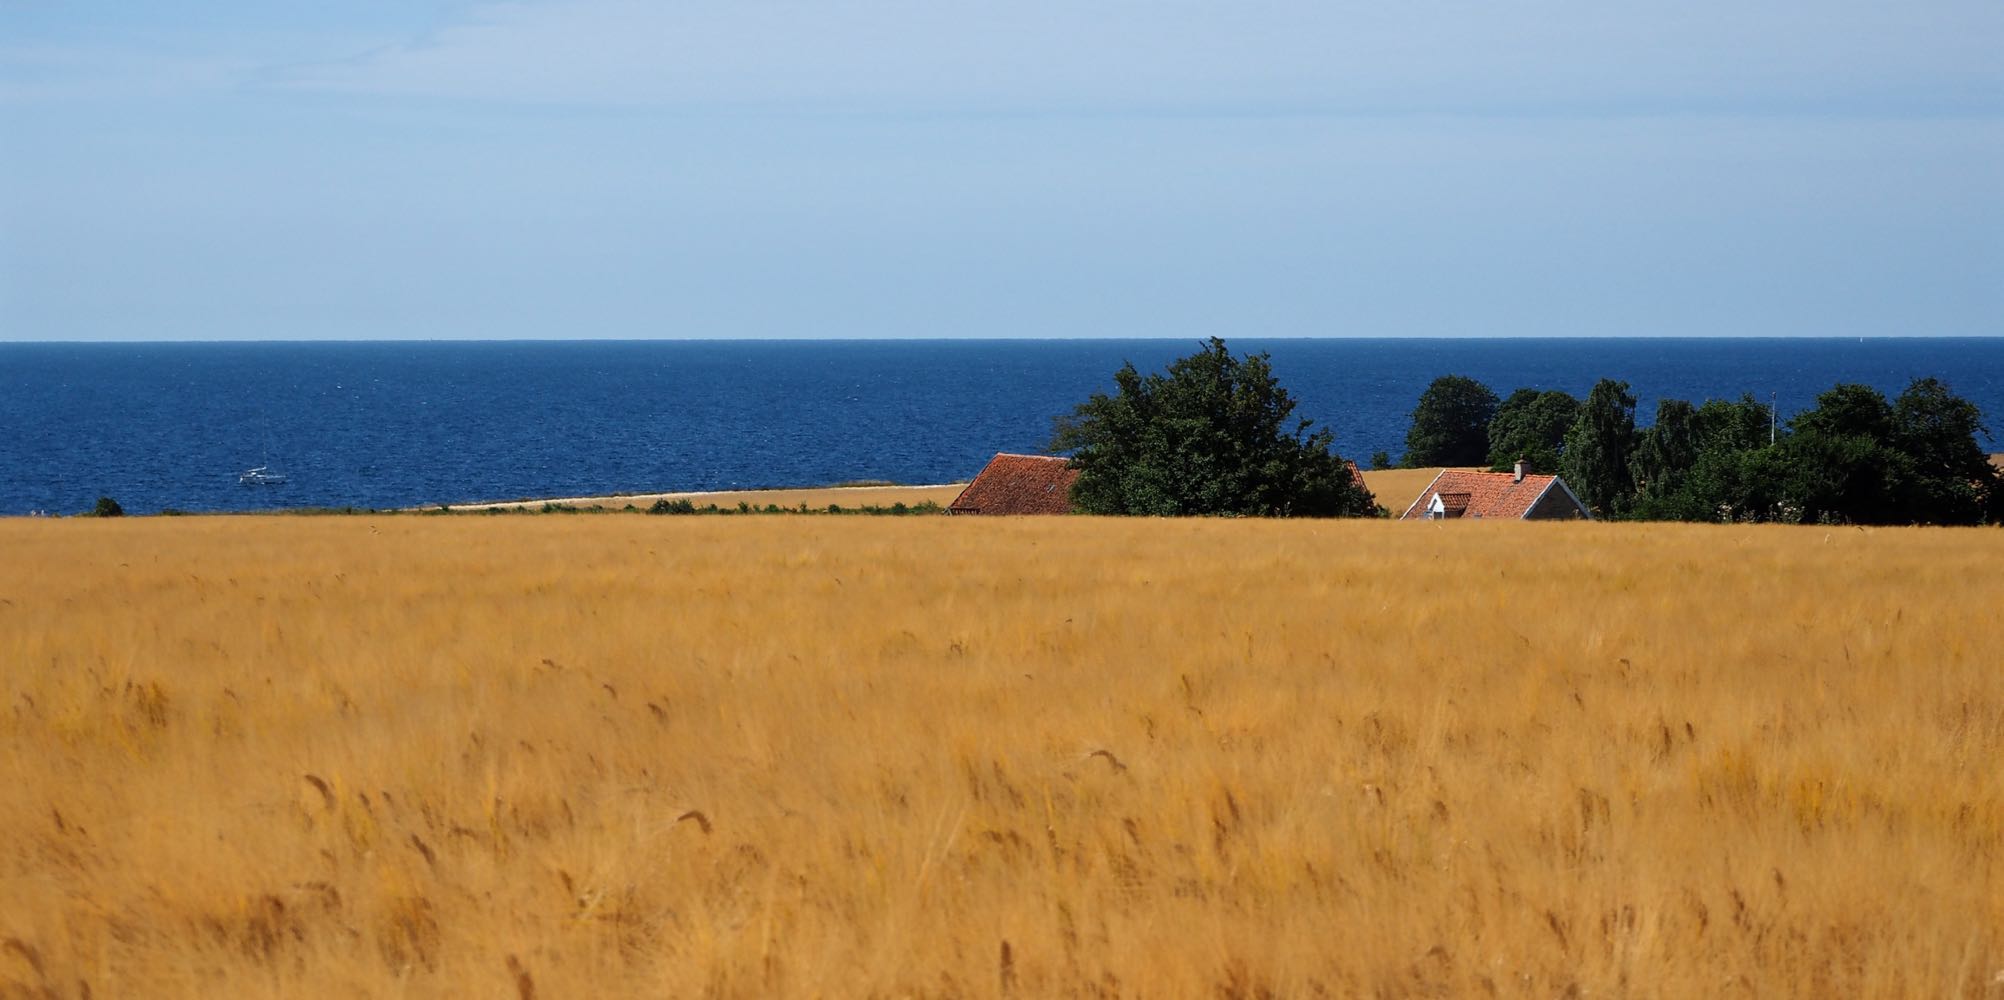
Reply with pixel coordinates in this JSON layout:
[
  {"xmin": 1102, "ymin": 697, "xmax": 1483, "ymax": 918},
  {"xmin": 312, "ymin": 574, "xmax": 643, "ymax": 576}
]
[{"xmin": 273, "ymin": 0, "xmax": 2004, "ymax": 113}]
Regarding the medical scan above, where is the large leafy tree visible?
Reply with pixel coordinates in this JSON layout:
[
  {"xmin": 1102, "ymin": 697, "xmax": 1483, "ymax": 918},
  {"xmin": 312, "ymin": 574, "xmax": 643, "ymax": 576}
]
[
  {"xmin": 1771, "ymin": 426, "xmax": 1911, "ymax": 524},
  {"xmin": 1624, "ymin": 395, "xmax": 1773, "ymax": 521},
  {"xmin": 1891, "ymin": 377, "xmax": 2000, "ymax": 525},
  {"xmin": 1693, "ymin": 395, "xmax": 1774, "ymax": 453},
  {"xmin": 1560, "ymin": 379, "xmax": 1638, "ymax": 517},
  {"xmin": 1486, "ymin": 388, "xmax": 1580, "ymax": 473},
  {"xmin": 1402, "ymin": 375, "xmax": 1499, "ymax": 467},
  {"xmin": 1630, "ymin": 399, "xmax": 1700, "ymax": 502},
  {"xmin": 1766, "ymin": 380, "xmax": 2004, "ymax": 525},
  {"xmin": 1626, "ymin": 395, "xmax": 1774, "ymax": 522},
  {"xmin": 1050, "ymin": 338, "xmax": 1377, "ymax": 517},
  {"xmin": 1792, "ymin": 383, "xmax": 1895, "ymax": 441},
  {"xmin": 1769, "ymin": 383, "xmax": 1910, "ymax": 524}
]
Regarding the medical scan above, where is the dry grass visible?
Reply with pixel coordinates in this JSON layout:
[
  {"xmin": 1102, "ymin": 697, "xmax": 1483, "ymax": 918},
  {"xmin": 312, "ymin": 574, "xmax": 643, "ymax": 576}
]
[
  {"xmin": 464, "ymin": 467, "xmax": 1437, "ymax": 516},
  {"xmin": 447, "ymin": 483, "xmax": 969, "ymax": 512},
  {"xmin": 1, "ymin": 515, "xmax": 2000, "ymax": 998}
]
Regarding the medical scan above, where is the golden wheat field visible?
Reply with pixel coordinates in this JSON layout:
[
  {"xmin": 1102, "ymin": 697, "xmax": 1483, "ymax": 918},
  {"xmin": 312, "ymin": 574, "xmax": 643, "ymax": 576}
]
[{"xmin": 2, "ymin": 515, "xmax": 2001, "ymax": 998}]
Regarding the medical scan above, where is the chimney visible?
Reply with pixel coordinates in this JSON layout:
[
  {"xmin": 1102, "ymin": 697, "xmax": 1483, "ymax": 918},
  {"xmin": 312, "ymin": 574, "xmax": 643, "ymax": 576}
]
[{"xmin": 1513, "ymin": 459, "xmax": 1526, "ymax": 483}]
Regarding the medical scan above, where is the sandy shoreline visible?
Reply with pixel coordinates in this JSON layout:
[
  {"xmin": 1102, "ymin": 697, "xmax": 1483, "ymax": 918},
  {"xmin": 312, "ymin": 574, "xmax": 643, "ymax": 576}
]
[{"xmin": 444, "ymin": 482, "xmax": 969, "ymax": 512}]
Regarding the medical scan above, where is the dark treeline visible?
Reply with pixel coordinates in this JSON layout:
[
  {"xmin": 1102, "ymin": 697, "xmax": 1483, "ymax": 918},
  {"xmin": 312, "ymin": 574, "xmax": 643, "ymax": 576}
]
[{"xmin": 1387, "ymin": 375, "xmax": 2004, "ymax": 526}]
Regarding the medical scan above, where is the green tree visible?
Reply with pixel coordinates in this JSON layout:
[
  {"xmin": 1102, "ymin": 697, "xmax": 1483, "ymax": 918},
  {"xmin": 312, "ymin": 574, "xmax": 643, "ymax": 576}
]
[
  {"xmin": 1770, "ymin": 384, "xmax": 1909, "ymax": 524},
  {"xmin": 1890, "ymin": 377, "xmax": 1999, "ymax": 525},
  {"xmin": 1630, "ymin": 399, "xmax": 1700, "ymax": 504},
  {"xmin": 92, "ymin": 496, "xmax": 124, "ymax": 518},
  {"xmin": 1792, "ymin": 383, "xmax": 1895, "ymax": 441},
  {"xmin": 1485, "ymin": 388, "xmax": 1580, "ymax": 473},
  {"xmin": 1675, "ymin": 447, "xmax": 1770, "ymax": 522},
  {"xmin": 1050, "ymin": 338, "xmax": 1377, "ymax": 517},
  {"xmin": 1560, "ymin": 379, "xmax": 1638, "ymax": 517},
  {"xmin": 1772, "ymin": 428, "xmax": 1910, "ymax": 524},
  {"xmin": 1613, "ymin": 382, "xmax": 1998, "ymax": 527},
  {"xmin": 1693, "ymin": 395, "xmax": 1774, "ymax": 453},
  {"xmin": 1756, "ymin": 380, "xmax": 2002, "ymax": 525},
  {"xmin": 1630, "ymin": 395, "xmax": 1775, "ymax": 522},
  {"xmin": 1402, "ymin": 375, "xmax": 1498, "ymax": 467}
]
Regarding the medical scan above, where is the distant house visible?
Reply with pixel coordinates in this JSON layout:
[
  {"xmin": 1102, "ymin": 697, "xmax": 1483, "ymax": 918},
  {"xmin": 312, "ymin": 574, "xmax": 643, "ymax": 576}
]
[
  {"xmin": 947, "ymin": 453, "xmax": 1079, "ymax": 515},
  {"xmin": 1398, "ymin": 462, "xmax": 1591, "ymax": 521}
]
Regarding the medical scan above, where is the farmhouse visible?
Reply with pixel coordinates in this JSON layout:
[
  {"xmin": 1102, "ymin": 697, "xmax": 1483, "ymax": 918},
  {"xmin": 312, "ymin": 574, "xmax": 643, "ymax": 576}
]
[
  {"xmin": 1399, "ymin": 462, "xmax": 1591, "ymax": 521},
  {"xmin": 947, "ymin": 453, "xmax": 1079, "ymax": 515}
]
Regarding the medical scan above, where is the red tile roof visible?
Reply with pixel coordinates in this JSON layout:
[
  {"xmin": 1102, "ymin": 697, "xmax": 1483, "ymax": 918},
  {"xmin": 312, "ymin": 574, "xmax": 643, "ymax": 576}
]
[
  {"xmin": 1399, "ymin": 469, "xmax": 1584, "ymax": 520},
  {"xmin": 948, "ymin": 454, "xmax": 1078, "ymax": 515}
]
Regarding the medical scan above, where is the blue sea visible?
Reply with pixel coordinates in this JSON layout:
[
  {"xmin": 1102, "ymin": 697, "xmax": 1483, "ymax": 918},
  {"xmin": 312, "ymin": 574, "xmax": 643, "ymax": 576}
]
[{"xmin": 4, "ymin": 338, "xmax": 2002, "ymax": 516}]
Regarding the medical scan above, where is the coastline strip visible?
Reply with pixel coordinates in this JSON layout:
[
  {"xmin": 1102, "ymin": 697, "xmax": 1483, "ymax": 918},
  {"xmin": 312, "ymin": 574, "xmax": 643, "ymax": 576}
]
[{"xmin": 444, "ymin": 483, "xmax": 969, "ymax": 512}]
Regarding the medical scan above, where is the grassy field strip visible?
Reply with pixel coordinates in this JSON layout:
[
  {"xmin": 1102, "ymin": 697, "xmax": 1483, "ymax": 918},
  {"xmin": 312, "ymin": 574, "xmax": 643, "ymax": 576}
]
[
  {"xmin": 444, "ymin": 483, "xmax": 970, "ymax": 512},
  {"xmin": 439, "ymin": 467, "xmax": 1439, "ymax": 516}
]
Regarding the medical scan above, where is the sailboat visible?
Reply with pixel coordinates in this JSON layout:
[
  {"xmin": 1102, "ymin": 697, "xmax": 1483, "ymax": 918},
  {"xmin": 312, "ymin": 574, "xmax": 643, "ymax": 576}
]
[{"xmin": 240, "ymin": 413, "xmax": 288, "ymax": 486}]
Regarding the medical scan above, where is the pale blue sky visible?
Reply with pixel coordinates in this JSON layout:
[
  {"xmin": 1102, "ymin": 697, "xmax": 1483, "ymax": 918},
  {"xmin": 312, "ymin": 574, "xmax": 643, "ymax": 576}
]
[{"xmin": 3, "ymin": 0, "xmax": 2000, "ymax": 340}]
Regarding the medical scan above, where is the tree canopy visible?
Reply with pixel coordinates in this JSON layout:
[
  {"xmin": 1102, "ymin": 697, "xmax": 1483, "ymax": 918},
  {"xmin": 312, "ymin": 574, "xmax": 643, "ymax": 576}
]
[
  {"xmin": 1559, "ymin": 379, "xmax": 1639, "ymax": 518},
  {"xmin": 1630, "ymin": 399, "xmax": 1700, "ymax": 508},
  {"xmin": 1486, "ymin": 388, "xmax": 1580, "ymax": 474},
  {"xmin": 1049, "ymin": 338, "xmax": 1377, "ymax": 517},
  {"xmin": 1627, "ymin": 395, "xmax": 1773, "ymax": 522},
  {"xmin": 1891, "ymin": 378, "xmax": 1999, "ymax": 524},
  {"xmin": 1402, "ymin": 375, "xmax": 1498, "ymax": 467},
  {"xmin": 1612, "ymin": 381, "xmax": 1998, "ymax": 525}
]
